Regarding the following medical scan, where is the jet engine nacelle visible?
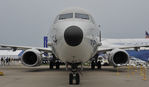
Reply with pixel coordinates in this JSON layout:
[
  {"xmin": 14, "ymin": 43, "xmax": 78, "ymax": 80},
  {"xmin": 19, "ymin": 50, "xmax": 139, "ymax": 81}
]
[
  {"xmin": 108, "ymin": 49, "xmax": 129, "ymax": 66},
  {"xmin": 21, "ymin": 49, "xmax": 42, "ymax": 67}
]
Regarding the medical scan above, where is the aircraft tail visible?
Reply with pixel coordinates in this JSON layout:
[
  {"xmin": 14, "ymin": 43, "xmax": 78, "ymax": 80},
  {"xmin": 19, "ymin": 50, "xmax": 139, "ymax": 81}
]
[{"xmin": 145, "ymin": 31, "xmax": 149, "ymax": 38}]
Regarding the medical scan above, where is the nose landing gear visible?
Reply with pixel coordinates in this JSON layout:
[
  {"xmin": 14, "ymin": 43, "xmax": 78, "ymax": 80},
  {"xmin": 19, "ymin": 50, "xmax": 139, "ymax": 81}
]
[
  {"xmin": 68, "ymin": 63, "xmax": 81, "ymax": 85},
  {"xmin": 69, "ymin": 72, "xmax": 80, "ymax": 85}
]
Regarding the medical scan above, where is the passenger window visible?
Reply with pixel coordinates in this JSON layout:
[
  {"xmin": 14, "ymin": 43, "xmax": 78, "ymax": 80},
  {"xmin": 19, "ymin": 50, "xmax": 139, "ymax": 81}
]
[
  {"xmin": 59, "ymin": 13, "xmax": 73, "ymax": 20},
  {"xmin": 75, "ymin": 13, "xmax": 89, "ymax": 20}
]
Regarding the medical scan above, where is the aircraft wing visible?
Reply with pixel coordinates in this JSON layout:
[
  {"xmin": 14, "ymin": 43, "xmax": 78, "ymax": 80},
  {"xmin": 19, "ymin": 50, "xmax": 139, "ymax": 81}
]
[
  {"xmin": 97, "ymin": 45, "xmax": 149, "ymax": 52},
  {"xmin": 0, "ymin": 44, "xmax": 52, "ymax": 52}
]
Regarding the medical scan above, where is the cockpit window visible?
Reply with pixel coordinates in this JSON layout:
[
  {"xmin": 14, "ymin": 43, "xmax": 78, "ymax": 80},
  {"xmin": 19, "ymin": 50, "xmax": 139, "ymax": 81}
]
[
  {"xmin": 75, "ymin": 13, "xmax": 89, "ymax": 20},
  {"xmin": 59, "ymin": 13, "xmax": 73, "ymax": 20}
]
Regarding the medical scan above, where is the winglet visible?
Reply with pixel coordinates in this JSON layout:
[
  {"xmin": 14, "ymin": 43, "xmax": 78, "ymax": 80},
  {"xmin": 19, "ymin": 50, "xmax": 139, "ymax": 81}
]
[{"xmin": 44, "ymin": 36, "xmax": 48, "ymax": 48}]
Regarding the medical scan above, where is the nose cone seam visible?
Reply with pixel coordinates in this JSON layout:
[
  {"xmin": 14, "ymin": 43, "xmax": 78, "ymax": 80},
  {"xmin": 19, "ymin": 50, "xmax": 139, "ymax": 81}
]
[{"xmin": 64, "ymin": 26, "xmax": 83, "ymax": 46}]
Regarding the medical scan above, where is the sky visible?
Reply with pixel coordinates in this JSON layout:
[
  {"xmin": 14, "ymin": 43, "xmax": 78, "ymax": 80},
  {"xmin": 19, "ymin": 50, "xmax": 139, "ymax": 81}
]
[{"xmin": 0, "ymin": 0, "xmax": 149, "ymax": 47}]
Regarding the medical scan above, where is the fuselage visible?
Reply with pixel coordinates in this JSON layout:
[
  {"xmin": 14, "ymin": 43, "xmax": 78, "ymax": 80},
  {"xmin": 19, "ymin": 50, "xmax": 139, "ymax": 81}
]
[
  {"xmin": 102, "ymin": 38, "xmax": 149, "ymax": 48},
  {"xmin": 49, "ymin": 8, "xmax": 100, "ymax": 63}
]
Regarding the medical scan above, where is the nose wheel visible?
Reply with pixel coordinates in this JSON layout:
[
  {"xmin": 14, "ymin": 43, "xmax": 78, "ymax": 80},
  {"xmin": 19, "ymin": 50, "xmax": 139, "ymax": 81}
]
[
  {"xmin": 69, "ymin": 72, "xmax": 80, "ymax": 85},
  {"xmin": 68, "ymin": 63, "xmax": 81, "ymax": 85}
]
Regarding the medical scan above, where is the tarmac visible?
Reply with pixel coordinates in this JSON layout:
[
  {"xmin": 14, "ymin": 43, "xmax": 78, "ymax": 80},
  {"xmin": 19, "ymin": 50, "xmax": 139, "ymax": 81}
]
[{"xmin": 0, "ymin": 64, "xmax": 149, "ymax": 87}]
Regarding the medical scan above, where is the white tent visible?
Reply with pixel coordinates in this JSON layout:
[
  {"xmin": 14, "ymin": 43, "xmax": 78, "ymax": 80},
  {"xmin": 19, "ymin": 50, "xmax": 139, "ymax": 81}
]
[{"xmin": 0, "ymin": 50, "xmax": 21, "ymax": 59}]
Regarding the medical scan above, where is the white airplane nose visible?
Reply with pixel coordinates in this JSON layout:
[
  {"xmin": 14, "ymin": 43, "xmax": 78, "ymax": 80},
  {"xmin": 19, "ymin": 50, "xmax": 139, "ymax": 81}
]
[{"xmin": 64, "ymin": 26, "xmax": 83, "ymax": 46}]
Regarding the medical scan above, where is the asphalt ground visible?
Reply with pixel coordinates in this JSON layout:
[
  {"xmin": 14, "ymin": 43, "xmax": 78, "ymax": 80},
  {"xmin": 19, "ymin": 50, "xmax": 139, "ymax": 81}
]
[{"xmin": 0, "ymin": 65, "xmax": 149, "ymax": 87}]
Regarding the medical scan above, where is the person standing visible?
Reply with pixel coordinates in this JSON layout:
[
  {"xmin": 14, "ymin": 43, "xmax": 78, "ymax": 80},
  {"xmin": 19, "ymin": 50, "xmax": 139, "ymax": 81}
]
[{"xmin": 1, "ymin": 57, "xmax": 4, "ymax": 66}]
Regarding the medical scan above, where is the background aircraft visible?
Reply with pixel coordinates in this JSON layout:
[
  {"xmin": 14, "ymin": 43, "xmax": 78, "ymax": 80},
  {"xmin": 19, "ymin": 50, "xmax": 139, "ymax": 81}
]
[{"xmin": 100, "ymin": 31, "xmax": 149, "ymax": 62}]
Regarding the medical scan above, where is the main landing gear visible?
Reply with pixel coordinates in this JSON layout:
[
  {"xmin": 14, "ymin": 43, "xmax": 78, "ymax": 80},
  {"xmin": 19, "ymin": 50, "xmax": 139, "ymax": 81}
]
[
  {"xmin": 69, "ymin": 63, "xmax": 81, "ymax": 85},
  {"xmin": 49, "ymin": 54, "xmax": 61, "ymax": 69},
  {"xmin": 91, "ymin": 53, "xmax": 102, "ymax": 70},
  {"xmin": 91, "ymin": 60, "xmax": 101, "ymax": 70},
  {"xmin": 49, "ymin": 60, "xmax": 61, "ymax": 69}
]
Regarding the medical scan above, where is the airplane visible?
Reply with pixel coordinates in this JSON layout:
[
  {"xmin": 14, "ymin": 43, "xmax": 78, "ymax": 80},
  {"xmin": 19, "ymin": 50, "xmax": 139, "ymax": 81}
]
[
  {"xmin": 99, "ymin": 31, "xmax": 149, "ymax": 62},
  {"xmin": 1, "ymin": 8, "xmax": 149, "ymax": 85}
]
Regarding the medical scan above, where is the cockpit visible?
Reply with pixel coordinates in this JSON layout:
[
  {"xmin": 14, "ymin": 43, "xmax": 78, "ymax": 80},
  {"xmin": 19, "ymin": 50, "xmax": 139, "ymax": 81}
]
[
  {"xmin": 59, "ymin": 13, "xmax": 73, "ymax": 20},
  {"xmin": 75, "ymin": 13, "xmax": 89, "ymax": 20},
  {"xmin": 54, "ymin": 8, "xmax": 95, "ymax": 24},
  {"xmin": 59, "ymin": 13, "xmax": 90, "ymax": 20},
  {"xmin": 56, "ymin": 12, "xmax": 95, "ymax": 24}
]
